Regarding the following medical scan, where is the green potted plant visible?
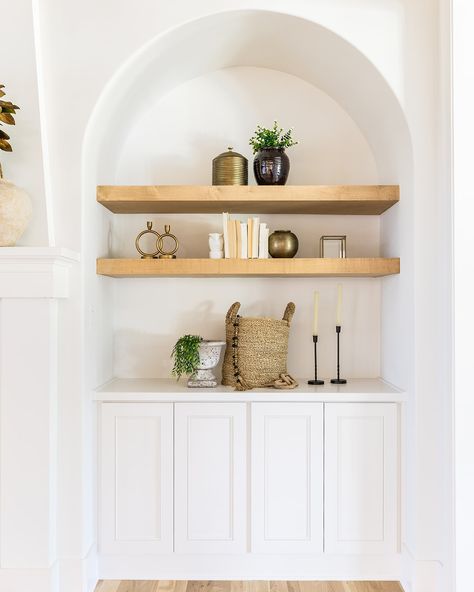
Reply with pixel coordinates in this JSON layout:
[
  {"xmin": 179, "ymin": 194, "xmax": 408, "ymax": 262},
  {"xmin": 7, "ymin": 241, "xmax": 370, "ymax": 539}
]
[
  {"xmin": 0, "ymin": 84, "xmax": 32, "ymax": 246},
  {"xmin": 171, "ymin": 334, "xmax": 226, "ymax": 388},
  {"xmin": 249, "ymin": 121, "xmax": 298, "ymax": 185}
]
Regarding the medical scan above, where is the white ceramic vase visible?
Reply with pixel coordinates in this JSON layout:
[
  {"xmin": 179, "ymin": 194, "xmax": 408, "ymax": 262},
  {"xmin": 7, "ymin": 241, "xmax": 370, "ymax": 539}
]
[
  {"xmin": 0, "ymin": 178, "xmax": 32, "ymax": 246},
  {"xmin": 187, "ymin": 340, "xmax": 226, "ymax": 388}
]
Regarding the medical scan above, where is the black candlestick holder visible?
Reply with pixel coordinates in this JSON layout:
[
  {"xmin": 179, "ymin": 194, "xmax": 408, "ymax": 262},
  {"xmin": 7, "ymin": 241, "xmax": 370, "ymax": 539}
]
[
  {"xmin": 308, "ymin": 335, "xmax": 324, "ymax": 385},
  {"xmin": 331, "ymin": 325, "xmax": 347, "ymax": 384}
]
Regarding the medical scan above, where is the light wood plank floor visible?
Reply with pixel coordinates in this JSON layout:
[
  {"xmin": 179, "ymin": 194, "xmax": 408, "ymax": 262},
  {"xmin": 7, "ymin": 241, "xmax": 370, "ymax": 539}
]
[{"xmin": 95, "ymin": 581, "xmax": 404, "ymax": 592}]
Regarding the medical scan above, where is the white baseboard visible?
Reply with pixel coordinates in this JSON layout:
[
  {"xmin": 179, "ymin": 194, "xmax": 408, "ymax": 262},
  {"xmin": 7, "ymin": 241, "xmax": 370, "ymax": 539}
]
[
  {"xmin": 0, "ymin": 565, "xmax": 59, "ymax": 592},
  {"xmin": 401, "ymin": 544, "xmax": 445, "ymax": 592},
  {"xmin": 98, "ymin": 553, "xmax": 402, "ymax": 581},
  {"xmin": 57, "ymin": 545, "xmax": 98, "ymax": 592},
  {"xmin": 3, "ymin": 546, "xmax": 99, "ymax": 592}
]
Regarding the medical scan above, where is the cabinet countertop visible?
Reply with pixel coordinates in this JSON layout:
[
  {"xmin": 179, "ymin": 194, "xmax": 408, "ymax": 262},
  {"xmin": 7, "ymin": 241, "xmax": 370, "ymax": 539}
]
[{"xmin": 93, "ymin": 377, "xmax": 406, "ymax": 403}]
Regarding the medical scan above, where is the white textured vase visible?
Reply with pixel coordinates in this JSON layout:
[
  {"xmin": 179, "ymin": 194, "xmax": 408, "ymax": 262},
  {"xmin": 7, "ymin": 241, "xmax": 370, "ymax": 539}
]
[
  {"xmin": 0, "ymin": 178, "xmax": 32, "ymax": 246},
  {"xmin": 187, "ymin": 340, "xmax": 226, "ymax": 388}
]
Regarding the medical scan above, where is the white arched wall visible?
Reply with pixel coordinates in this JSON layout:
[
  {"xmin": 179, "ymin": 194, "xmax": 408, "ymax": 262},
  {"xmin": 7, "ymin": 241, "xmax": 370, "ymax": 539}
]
[
  {"xmin": 83, "ymin": 8, "xmax": 413, "ymax": 383},
  {"xmin": 82, "ymin": 6, "xmax": 416, "ymax": 584}
]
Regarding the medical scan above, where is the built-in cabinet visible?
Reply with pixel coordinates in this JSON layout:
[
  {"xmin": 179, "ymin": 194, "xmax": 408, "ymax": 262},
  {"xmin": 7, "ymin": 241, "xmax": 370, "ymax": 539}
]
[
  {"xmin": 174, "ymin": 403, "xmax": 247, "ymax": 553},
  {"xmin": 251, "ymin": 403, "xmax": 323, "ymax": 554},
  {"xmin": 99, "ymin": 399, "xmax": 399, "ymax": 559},
  {"xmin": 100, "ymin": 403, "xmax": 173, "ymax": 555},
  {"xmin": 325, "ymin": 403, "xmax": 398, "ymax": 555}
]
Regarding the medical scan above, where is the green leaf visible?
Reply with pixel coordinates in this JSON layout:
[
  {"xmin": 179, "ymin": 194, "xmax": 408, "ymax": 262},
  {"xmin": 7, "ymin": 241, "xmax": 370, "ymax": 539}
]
[
  {"xmin": 249, "ymin": 121, "xmax": 298, "ymax": 154},
  {"xmin": 171, "ymin": 334, "xmax": 203, "ymax": 380}
]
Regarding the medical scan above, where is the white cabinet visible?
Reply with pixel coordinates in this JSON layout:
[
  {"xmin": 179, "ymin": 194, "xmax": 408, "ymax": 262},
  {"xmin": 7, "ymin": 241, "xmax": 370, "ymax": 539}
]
[
  {"xmin": 100, "ymin": 403, "xmax": 173, "ymax": 554},
  {"xmin": 251, "ymin": 403, "xmax": 324, "ymax": 553},
  {"xmin": 174, "ymin": 402, "xmax": 247, "ymax": 553},
  {"xmin": 98, "ymin": 397, "xmax": 400, "ymax": 566},
  {"xmin": 324, "ymin": 403, "xmax": 398, "ymax": 554}
]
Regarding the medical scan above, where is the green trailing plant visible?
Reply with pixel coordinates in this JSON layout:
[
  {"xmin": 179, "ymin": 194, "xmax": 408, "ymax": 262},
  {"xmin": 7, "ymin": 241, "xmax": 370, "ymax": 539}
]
[
  {"xmin": 0, "ymin": 84, "xmax": 20, "ymax": 153},
  {"xmin": 249, "ymin": 121, "xmax": 298, "ymax": 154},
  {"xmin": 171, "ymin": 334, "xmax": 203, "ymax": 380}
]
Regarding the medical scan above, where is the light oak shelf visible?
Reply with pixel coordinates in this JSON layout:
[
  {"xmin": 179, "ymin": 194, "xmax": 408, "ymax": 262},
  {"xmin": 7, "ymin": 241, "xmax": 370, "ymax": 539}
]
[
  {"xmin": 96, "ymin": 257, "xmax": 400, "ymax": 278},
  {"xmin": 97, "ymin": 185, "xmax": 399, "ymax": 215}
]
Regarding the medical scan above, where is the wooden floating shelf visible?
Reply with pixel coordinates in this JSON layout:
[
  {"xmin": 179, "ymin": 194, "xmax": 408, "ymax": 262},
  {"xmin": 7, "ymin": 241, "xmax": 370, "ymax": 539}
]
[
  {"xmin": 96, "ymin": 257, "xmax": 400, "ymax": 278},
  {"xmin": 97, "ymin": 185, "xmax": 399, "ymax": 215}
]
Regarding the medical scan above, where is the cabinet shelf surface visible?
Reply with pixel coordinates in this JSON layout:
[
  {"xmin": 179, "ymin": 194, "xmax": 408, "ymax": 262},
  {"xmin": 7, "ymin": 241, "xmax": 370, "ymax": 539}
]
[
  {"xmin": 96, "ymin": 257, "xmax": 400, "ymax": 278},
  {"xmin": 97, "ymin": 185, "xmax": 399, "ymax": 215},
  {"xmin": 94, "ymin": 377, "xmax": 405, "ymax": 402}
]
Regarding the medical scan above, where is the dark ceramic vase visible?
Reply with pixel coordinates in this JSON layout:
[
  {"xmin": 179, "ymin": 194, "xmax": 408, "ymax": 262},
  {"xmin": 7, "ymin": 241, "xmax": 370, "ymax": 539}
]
[{"xmin": 253, "ymin": 148, "xmax": 290, "ymax": 185}]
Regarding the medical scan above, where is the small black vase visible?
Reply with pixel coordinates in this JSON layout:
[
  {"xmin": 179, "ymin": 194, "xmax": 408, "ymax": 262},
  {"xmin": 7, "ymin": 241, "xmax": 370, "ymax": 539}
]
[{"xmin": 253, "ymin": 148, "xmax": 290, "ymax": 185}]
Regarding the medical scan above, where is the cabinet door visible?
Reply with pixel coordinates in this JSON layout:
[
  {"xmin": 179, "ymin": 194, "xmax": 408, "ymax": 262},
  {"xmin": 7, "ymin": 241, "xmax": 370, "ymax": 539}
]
[
  {"xmin": 251, "ymin": 403, "xmax": 324, "ymax": 553},
  {"xmin": 100, "ymin": 403, "xmax": 173, "ymax": 555},
  {"xmin": 325, "ymin": 403, "xmax": 398, "ymax": 554},
  {"xmin": 174, "ymin": 403, "xmax": 247, "ymax": 553}
]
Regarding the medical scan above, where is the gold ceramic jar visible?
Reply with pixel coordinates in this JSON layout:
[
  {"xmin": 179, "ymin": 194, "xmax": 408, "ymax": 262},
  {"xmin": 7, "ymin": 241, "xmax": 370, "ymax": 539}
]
[
  {"xmin": 212, "ymin": 147, "xmax": 248, "ymax": 185},
  {"xmin": 268, "ymin": 230, "xmax": 299, "ymax": 258}
]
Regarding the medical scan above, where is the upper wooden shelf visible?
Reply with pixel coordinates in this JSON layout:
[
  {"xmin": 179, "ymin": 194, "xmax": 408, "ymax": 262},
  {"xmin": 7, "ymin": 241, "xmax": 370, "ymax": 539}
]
[{"xmin": 97, "ymin": 185, "xmax": 399, "ymax": 215}]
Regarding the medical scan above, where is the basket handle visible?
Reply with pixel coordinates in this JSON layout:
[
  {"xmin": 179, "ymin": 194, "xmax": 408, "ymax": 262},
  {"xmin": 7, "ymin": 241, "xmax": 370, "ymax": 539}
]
[
  {"xmin": 226, "ymin": 302, "xmax": 241, "ymax": 322},
  {"xmin": 282, "ymin": 302, "xmax": 296, "ymax": 324}
]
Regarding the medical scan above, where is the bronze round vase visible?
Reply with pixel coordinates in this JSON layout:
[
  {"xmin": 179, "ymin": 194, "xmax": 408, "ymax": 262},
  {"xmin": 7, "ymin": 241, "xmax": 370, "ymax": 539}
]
[
  {"xmin": 253, "ymin": 147, "xmax": 290, "ymax": 185},
  {"xmin": 268, "ymin": 230, "xmax": 299, "ymax": 258}
]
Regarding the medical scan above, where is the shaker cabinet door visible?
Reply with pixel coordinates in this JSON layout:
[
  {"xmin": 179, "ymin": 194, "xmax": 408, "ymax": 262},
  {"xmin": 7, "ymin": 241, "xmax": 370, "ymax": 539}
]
[
  {"xmin": 324, "ymin": 402, "xmax": 399, "ymax": 554},
  {"xmin": 174, "ymin": 402, "xmax": 247, "ymax": 553},
  {"xmin": 251, "ymin": 402, "xmax": 324, "ymax": 553},
  {"xmin": 100, "ymin": 403, "xmax": 174, "ymax": 555}
]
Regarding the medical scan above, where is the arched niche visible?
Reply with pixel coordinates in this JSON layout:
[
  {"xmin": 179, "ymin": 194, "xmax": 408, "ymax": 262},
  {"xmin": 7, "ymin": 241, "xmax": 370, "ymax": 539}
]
[
  {"xmin": 82, "ymin": 8, "xmax": 414, "ymax": 388},
  {"xmin": 83, "ymin": 9, "xmax": 413, "ymax": 183}
]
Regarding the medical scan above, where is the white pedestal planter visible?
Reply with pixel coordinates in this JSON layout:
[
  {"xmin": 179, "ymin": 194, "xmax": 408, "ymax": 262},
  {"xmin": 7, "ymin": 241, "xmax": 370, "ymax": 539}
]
[{"xmin": 187, "ymin": 341, "xmax": 225, "ymax": 388}]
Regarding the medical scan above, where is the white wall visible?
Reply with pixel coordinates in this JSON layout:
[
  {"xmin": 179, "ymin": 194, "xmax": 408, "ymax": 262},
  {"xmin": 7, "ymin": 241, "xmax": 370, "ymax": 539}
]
[
  {"xmin": 453, "ymin": 2, "xmax": 474, "ymax": 592},
  {"xmin": 114, "ymin": 67, "xmax": 377, "ymax": 186},
  {"xmin": 110, "ymin": 65, "xmax": 380, "ymax": 379}
]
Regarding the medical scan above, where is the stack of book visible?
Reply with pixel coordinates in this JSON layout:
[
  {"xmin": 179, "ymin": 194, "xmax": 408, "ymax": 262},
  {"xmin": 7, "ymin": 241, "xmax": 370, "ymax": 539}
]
[{"xmin": 222, "ymin": 213, "xmax": 269, "ymax": 259}]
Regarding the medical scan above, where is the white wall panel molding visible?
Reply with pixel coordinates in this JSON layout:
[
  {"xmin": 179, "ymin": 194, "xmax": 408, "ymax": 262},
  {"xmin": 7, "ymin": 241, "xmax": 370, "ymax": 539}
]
[
  {"xmin": 0, "ymin": 298, "xmax": 59, "ymax": 568},
  {"xmin": 0, "ymin": 247, "xmax": 79, "ymax": 298},
  {"xmin": 0, "ymin": 249, "xmax": 79, "ymax": 591}
]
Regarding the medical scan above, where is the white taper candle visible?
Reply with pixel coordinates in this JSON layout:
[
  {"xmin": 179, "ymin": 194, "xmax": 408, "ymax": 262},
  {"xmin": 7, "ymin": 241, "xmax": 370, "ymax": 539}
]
[
  {"xmin": 312, "ymin": 291, "xmax": 319, "ymax": 335},
  {"xmin": 336, "ymin": 284, "xmax": 343, "ymax": 326}
]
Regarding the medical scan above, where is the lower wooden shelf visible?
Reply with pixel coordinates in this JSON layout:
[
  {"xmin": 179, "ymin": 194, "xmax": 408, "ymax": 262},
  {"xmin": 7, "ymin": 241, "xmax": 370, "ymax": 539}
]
[{"xmin": 96, "ymin": 257, "xmax": 400, "ymax": 278}]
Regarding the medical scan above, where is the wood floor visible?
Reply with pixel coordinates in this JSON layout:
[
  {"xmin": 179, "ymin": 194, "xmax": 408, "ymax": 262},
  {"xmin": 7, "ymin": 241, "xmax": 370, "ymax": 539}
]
[{"xmin": 95, "ymin": 581, "xmax": 404, "ymax": 592}]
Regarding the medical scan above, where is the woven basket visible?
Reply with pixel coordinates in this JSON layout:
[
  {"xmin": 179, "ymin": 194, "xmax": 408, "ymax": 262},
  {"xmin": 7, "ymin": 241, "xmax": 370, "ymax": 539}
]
[{"xmin": 222, "ymin": 302, "xmax": 298, "ymax": 391}]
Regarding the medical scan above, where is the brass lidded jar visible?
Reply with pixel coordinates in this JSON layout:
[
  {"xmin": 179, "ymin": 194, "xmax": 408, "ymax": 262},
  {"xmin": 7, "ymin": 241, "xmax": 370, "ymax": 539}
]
[{"xmin": 212, "ymin": 147, "xmax": 248, "ymax": 185}]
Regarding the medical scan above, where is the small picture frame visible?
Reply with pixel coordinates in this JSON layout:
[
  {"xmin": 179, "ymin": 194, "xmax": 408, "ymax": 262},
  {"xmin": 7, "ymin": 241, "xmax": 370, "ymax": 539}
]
[{"xmin": 319, "ymin": 235, "xmax": 347, "ymax": 258}]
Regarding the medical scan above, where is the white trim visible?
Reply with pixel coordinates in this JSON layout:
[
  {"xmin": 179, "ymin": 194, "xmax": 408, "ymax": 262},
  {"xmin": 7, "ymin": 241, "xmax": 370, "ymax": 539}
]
[
  {"xmin": 31, "ymin": 0, "xmax": 56, "ymax": 247},
  {"xmin": 0, "ymin": 566, "xmax": 58, "ymax": 592},
  {"xmin": 401, "ymin": 543, "xmax": 444, "ymax": 592},
  {"xmin": 97, "ymin": 552, "xmax": 402, "ymax": 581},
  {"xmin": 0, "ymin": 247, "xmax": 79, "ymax": 298},
  {"xmin": 56, "ymin": 544, "xmax": 98, "ymax": 592}
]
